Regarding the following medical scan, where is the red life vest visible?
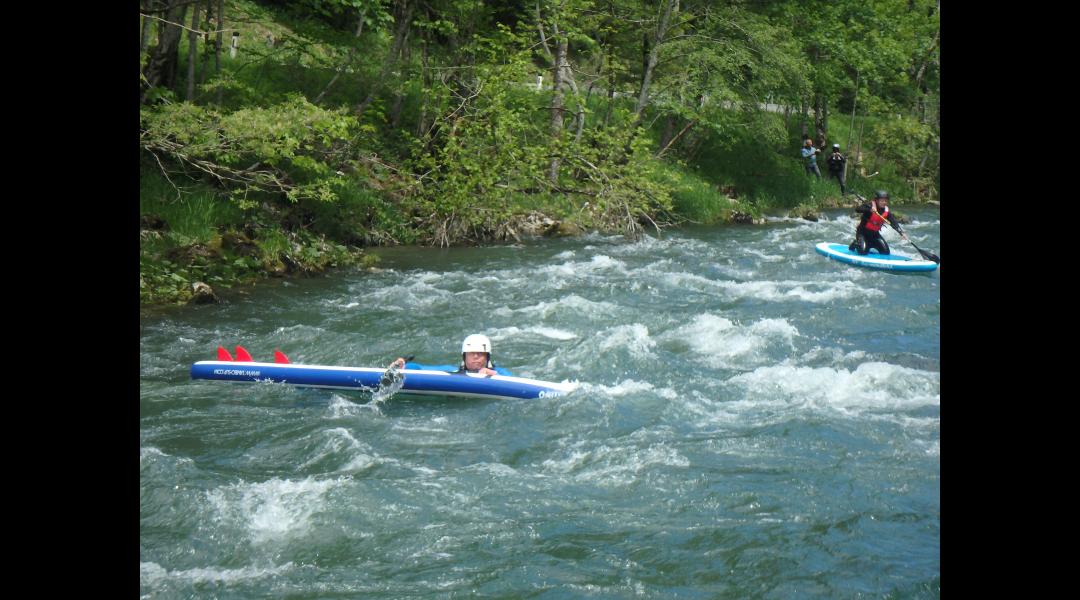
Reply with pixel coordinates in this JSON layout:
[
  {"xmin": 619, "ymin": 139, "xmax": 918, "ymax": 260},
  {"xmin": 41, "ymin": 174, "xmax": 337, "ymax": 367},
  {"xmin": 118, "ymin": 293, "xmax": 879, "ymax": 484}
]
[{"xmin": 866, "ymin": 207, "xmax": 888, "ymax": 232}]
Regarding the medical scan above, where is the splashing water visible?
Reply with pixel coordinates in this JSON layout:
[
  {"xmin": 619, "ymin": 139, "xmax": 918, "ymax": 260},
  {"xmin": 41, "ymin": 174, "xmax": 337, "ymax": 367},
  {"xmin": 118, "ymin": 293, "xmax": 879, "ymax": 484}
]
[{"xmin": 142, "ymin": 207, "xmax": 940, "ymax": 598}]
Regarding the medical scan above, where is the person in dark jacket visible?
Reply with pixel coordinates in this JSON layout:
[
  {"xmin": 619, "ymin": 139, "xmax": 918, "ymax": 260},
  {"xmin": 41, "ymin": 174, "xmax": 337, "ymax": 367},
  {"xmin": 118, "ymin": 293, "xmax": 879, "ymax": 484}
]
[
  {"xmin": 849, "ymin": 190, "xmax": 910, "ymax": 255},
  {"xmin": 826, "ymin": 143, "xmax": 846, "ymax": 194}
]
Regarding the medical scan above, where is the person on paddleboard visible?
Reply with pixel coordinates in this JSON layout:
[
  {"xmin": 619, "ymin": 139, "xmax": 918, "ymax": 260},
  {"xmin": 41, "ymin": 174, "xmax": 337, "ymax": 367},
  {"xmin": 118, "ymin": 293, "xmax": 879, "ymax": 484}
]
[
  {"xmin": 389, "ymin": 334, "xmax": 513, "ymax": 377},
  {"xmin": 850, "ymin": 190, "xmax": 910, "ymax": 255}
]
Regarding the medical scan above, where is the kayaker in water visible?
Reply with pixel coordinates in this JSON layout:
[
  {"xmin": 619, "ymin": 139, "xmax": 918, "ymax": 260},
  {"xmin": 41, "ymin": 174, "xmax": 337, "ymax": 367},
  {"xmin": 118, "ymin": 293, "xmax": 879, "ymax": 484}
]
[
  {"xmin": 389, "ymin": 334, "xmax": 513, "ymax": 377},
  {"xmin": 850, "ymin": 190, "xmax": 910, "ymax": 255}
]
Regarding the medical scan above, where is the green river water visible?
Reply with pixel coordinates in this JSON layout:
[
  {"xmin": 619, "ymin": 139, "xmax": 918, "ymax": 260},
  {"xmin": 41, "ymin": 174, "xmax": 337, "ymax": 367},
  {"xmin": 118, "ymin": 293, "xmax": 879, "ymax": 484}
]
[{"xmin": 140, "ymin": 207, "xmax": 940, "ymax": 598}]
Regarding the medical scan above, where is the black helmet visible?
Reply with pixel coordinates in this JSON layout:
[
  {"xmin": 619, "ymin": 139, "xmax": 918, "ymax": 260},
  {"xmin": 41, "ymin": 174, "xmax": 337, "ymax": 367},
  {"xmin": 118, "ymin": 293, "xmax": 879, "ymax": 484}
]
[
  {"xmin": 832, "ymin": 143, "xmax": 840, "ymax": 149},
  {"xmin": 873, "ymin": 190, "xmax": 889, "ymax": 200}
]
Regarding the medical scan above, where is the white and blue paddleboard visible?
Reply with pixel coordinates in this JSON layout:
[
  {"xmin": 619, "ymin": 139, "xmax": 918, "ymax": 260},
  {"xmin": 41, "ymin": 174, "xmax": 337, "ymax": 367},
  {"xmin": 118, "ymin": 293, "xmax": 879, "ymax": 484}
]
[
  {"xmin": 190, "ymin": 360, "xmax": 579, "ymax": 401},
  {"xmin": 815, "ymin": 242, "xmax": 938, "ymax": 272}
]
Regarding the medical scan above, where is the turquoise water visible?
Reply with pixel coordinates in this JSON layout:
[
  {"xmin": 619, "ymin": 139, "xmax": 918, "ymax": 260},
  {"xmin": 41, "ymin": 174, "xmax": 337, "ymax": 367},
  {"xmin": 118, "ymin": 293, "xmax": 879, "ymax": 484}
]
[{"xmin": 140, "ymin": 208, "xmax": 940, "ymax": 598}]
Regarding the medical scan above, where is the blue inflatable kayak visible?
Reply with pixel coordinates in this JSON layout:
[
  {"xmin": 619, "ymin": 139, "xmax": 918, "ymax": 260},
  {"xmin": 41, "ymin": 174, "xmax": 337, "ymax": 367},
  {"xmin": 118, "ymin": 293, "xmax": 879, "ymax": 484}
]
[
  {"xmin": 815, "ymin": 242, "xmax": 938, "ymax": 272},
  {"xmin": 190, "ymin": 360, "xmax": 579, "ymax": 401}
]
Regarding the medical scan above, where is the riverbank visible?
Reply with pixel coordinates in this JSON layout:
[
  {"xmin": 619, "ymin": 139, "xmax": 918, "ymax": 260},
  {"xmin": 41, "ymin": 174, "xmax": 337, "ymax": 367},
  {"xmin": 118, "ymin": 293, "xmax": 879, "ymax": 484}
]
[{"xmin": 139, "ymin": 170, "xmax": 929, "ymax": 310}]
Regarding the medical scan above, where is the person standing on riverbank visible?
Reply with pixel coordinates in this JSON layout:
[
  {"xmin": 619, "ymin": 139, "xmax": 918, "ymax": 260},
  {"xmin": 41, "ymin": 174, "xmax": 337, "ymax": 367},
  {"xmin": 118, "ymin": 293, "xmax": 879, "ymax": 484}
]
[
  {"xmin": 849, "ymin": 191, "xmax": 909, "ymax": 255},
  {"xmin": 826, "ymin": 143, "xmax": 847, "ymax": 194},
  {"xmin": 390, "ymin": 334, "xmax": 513, "ymax": 377},
  {"xmin": 801, "ymin": 138, "xmax": 822, "ymax": 179}
]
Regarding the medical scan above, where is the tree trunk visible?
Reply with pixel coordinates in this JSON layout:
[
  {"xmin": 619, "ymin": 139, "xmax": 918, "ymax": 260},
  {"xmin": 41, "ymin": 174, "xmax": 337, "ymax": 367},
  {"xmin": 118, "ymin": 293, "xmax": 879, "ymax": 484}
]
[
  {"xmin": 846, "ymin": 69, "xmax": 859, "ymax": 152},
  {"xmin": 416, "ymin": 33, "xmax": 431, "ymax": 139},
  {"xmin": 356, "ymin": 0, "xmax": 414, "ymax": 118},
  {"xmin": 186, "ymin": 1, "xmax": 201, "ymax": 101},
  {"xmin": 140, "ymin": 2, "xmax": 152, "ymax": 56},
  {"xmin": 389, "ymin": 37, "xmax": 411, "ymax": 128},
  {"xmin": 799, "ymin": 97, "xmax": 809, "ymax": 139},
  {"xmin": 601, "ymin": 29, "xmax": 615, "ymax": 129},
  {"xmin": 548, "ymin": 35, "xmax": 567, "ymax": 183},
  {"xmin": 814, "ymin": 91, "xmax": 828, "ymax": 146},
  {"xmin": 199, "ymin": 0, "xmax": 212, "ymax": 87},
  {"xmin": 632, "ymin": 0, "xmax": 679, "ymax": 125},
  {"xmin": 215, "ymin": 0, "xmax": 223, "ymax": 104},
  {"xmin": 142, "ymin": 0, "xmax": 188, "ymax": 103},
  {"xmin": 314, "ymin": 15, "xmax": 366, "ymax": 106},
  {"xmin": 855, "ymin": 118, "xmax": 865, "ymax": 175}
]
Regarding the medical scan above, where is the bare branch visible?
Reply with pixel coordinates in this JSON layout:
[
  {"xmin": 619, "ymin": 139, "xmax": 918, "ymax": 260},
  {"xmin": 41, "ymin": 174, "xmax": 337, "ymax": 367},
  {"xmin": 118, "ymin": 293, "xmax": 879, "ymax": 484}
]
[{"xmin": 139, "ymin": 13, "xmax": 237, "ymax": 36}]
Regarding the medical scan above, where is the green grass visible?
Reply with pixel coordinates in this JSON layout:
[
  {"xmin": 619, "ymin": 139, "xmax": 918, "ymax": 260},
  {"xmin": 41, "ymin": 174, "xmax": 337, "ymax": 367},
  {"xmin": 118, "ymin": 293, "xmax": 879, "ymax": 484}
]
[
  {"xmin": 142, "ymin": 0, "xmax": 934, "ymax": 306},
  {"xmin": 140, "ymin": 166, "xmax": 246, "ymax": 242}
]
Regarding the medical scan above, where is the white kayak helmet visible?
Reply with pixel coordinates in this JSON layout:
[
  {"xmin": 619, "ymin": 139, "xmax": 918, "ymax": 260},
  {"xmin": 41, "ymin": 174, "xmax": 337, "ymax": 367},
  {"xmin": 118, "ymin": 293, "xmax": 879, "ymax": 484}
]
[
  {"xmin": 462, "ymin": 334, "xmax": 492, "ymax": 354},
  {"xmin": 461, "ymin": 334, "xmax": 494, "ymax": 370}
]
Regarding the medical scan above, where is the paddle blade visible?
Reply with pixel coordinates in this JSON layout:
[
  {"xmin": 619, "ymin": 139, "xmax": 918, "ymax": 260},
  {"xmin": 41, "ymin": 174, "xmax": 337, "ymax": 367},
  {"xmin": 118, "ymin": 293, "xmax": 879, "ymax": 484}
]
[
  {"xmin": 274, "ymin": 350, "xmax": 291, "ymax": 364},
  {"xmin": 911, "ymin": 243, "xmax": 940, "ymax": 263},
  {"xmin": 235, "ymin": 345, "xmax": 254, "ymax": 361},
  {"xmin": 217, "ymin": 346, "xmax": 234, "ymax": 361}
]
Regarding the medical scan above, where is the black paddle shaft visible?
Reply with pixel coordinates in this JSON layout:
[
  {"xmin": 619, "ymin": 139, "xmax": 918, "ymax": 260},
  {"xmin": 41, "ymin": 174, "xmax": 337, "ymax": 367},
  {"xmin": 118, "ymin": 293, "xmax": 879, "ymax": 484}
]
[{"xmin": 853, "ymin": 194, "xmax": 940, "ymax": 263}]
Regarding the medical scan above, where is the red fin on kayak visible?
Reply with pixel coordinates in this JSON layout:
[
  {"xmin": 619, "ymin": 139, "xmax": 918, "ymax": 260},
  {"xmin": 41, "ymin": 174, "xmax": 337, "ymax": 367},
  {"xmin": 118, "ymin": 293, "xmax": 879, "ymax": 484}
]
[
  {"xmin": 217, "ymin": 346, "xmax": 234, "ymax": 361},
  {"xmin": 235, "ymin": 346, "xmax": 254, "ymax": 361},
  {"xmin": 274, "ymin": 350, "xmax": 290, "ymax": 364}
]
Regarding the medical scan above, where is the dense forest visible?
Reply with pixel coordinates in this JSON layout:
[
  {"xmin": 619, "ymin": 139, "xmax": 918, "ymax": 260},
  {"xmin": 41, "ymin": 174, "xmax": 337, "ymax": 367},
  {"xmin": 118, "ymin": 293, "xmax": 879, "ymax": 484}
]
[{"xmin": 139, "ymin": 0, "xmax": 939, "ymax": 305}]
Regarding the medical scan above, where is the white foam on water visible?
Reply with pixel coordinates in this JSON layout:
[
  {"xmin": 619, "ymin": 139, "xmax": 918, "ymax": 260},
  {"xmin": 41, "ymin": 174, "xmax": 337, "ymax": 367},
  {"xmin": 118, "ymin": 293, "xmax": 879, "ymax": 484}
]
[
  {"xmin": 460, "ymin": 462, "xmax": 520, "ymax": 477},
  {"xmin": 360, "ymin": 276, "xmax": 454, "ymax": 310},
  {"xmin": 655, "ymin": 271, "xmax": 881, "ymax": 303},
  {"xmin": 539, "ymin": 448, "xmax": 591, "ymax": 474},
  {"xmin": 140, "ymin": 446, "xmax": 198, "ymax": 480},
  {"xmin": 296, "ymin": 427, "xmax": 379, "ymax": 473},
  {"xmin": 535, "ymin": 253, "xmax": 629, "ymax": 282},
  {"xmin": 486, "ymin": 325, "xmax": 579, "ymax": 341},
  {"xmin": 540, "ymin": 442, "xmax": 690, "ymax": 487},
  {"xmin": 576, "ymin": 379, "xmax": 678, "ymax": 400},
  {"xmin": 207, "ymin": 476, "xmax": 342, "ymax": 543},
  {"xmin": 782, "ymin": 281, "xmax": 885, "ymax": 302},
  {"xmin": 726, "ymin": 362, "xmax": 940, "ymax": 415},
  {"xmin": 325, "ymin": 394, "xmax": 380, "ymax": 418},
  {"xmin": 795, "ymin": 347, "xmax": 869, "ymax": 366},
  {"xmin": 743, "ymin": 248, "xmax": 786, "ymax": 262},
  {"xmin": 765, "ymin": 215, "xmax": 810, "ymax": 224},
  {"xmin": 267, "ymin": 324, "xmax": 328, "ymax": 352},
  {"xmin": 273, "ymin": 324, "xmax": 324, "ymax": 335},
  {"xmin": 723, "ymin": 278, "xmax": 885, "ymax": 303},
  {"xmin": 494, "ymin": 294, "xmax": 620, "ymax": 320},
  {"xmin": 140, "ymin": 560, "xmax": 293, "ymax": 586},
  {"xmin": 391, "ymin": 422, "xmax": 451, "ymax": 434},
  {"xmin": 595, "ymin": 323, "xmax": 656, "ymax": 358},
  {"xmin": 667, "ymin": 314, "xmax": 798, "ymax": 368},
  {"xmin": 140, "ymin": 446, "xmax": 169, "ymax": 461}
]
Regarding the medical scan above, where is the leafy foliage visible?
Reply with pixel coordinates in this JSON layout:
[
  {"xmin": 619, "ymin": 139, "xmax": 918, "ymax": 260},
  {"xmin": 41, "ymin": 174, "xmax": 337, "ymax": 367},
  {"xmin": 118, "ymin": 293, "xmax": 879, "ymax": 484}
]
[
  {"xmin": 141, "ymin": 94, "xmax": 359, "ymax": 207},
  {"xmin": 140, "ymin": 0, "xmax": 941, "ymax": 304}
]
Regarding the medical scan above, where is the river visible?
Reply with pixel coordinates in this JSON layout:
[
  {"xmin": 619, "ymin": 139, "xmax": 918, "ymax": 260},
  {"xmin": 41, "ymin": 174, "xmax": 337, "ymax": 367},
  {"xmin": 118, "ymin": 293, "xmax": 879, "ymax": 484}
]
[{"xmin": 140, "ymin": 207, "xmax": 940, "ymax": 598}]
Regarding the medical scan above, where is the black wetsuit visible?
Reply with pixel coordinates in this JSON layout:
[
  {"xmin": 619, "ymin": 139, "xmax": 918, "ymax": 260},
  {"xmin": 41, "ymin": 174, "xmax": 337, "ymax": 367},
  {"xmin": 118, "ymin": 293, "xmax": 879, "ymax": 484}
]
[
  {"xmin": 826, "ymin": 151, "xmax": 846, "ymax": 194},
  {"xmin": 850, "ymin": 203, "xmax": 903, "ymax": 255}
]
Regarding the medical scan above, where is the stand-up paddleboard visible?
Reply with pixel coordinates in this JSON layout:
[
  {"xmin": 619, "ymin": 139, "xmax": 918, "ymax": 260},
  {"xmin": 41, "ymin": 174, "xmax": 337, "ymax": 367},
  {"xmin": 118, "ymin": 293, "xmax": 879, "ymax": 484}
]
[
  {"xmin": 190, "ymin": 358, "xmax": 579, "ymax": 401},
  {"xmin": 815, "ymin": 242, "xmax": 938, "ymax": 272}
]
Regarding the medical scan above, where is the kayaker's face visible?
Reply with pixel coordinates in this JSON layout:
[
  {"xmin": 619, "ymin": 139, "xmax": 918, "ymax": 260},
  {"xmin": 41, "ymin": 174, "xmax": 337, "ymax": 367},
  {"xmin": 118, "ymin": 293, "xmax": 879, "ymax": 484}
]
[{"xmin": 464, "ymin": 352, "xmax": 489, "ymax": 370}]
